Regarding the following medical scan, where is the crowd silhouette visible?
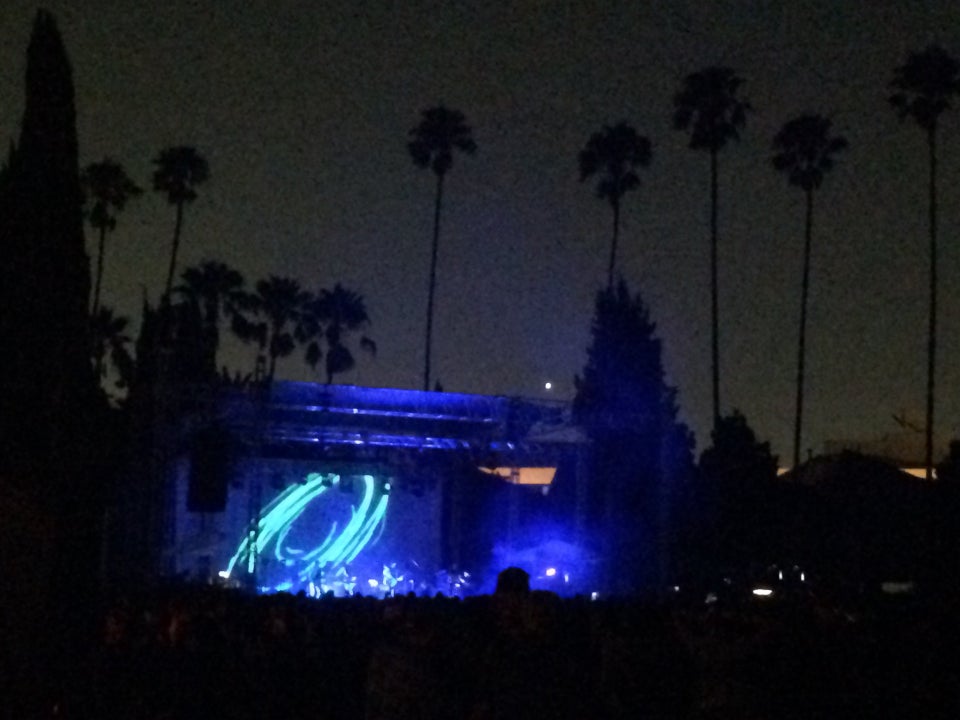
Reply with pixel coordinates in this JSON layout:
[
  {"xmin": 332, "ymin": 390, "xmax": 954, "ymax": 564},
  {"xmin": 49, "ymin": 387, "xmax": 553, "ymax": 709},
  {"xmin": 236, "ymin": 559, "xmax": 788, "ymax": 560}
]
[{"xmin": 3, "ymin": 567, "xmax": 956, "ymax": 719}]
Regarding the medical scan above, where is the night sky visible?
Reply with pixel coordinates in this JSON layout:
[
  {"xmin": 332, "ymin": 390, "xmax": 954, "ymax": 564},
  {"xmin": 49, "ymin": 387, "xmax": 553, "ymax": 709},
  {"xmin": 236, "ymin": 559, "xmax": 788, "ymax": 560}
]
[{"xmin": 1, "ymin": 1, "xmax": 959, "ymax": 461}]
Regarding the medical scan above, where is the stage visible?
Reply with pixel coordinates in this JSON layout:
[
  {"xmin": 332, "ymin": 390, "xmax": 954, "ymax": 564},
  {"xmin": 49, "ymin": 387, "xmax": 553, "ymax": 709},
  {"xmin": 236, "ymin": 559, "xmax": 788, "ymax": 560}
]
[{"xmin": 152, "ymin": 382, "xmax": 592, "ymax": 596}]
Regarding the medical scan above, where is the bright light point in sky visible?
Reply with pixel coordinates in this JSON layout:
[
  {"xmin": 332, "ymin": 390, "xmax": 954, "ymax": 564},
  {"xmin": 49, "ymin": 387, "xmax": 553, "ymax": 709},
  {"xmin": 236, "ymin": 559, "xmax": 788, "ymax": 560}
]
[{"xmin": 544, "ymin": 382, "xmax": 552, "ymax": 391}]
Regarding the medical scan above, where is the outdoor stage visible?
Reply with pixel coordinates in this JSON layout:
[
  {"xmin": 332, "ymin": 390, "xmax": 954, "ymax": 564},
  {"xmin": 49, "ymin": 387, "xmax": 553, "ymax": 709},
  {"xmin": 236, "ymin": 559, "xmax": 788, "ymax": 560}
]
[{"xmin": 161, "ymin": 382, "xmax": 591, "ymax": 596}]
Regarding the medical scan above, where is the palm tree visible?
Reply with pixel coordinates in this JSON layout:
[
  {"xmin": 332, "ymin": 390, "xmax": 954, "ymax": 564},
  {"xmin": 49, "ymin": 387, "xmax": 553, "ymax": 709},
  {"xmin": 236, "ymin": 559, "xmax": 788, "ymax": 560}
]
[
  {"xmin": 408, "ymin": 105, "xmax": 476, "ymax": 391},
  {"xmin": 673, "ymin": 66, "xmax": 752, "ymax": 429},
  {"xmin": 90, "ymin": 305, "xmax": 134, "ymax": 394},
  {"xmin": 578, "ymin": 122, "xmax": 652, "ymax": 289},
  {"xmin": 889, "ymin": 45, "xmax": 960, "ymax": 480},
  {"xmin": 152, "ymin": 146, "xmax": 210, "ymax": 304},
  {"xmin": 237, "ymin": 276, "xmax": 312, "ymax": 382},
  {"xmin": 772, "ymin": 114, "xmax": 848, "ymax": 469},
  {"xmin": 176, "ymin": 260, "xmax": 247, "ymax": 373},
  {"xmin": 305, "ymin": 283, "xmax": 377, "ymax": 384},
  {"xmin": 80, "ymin": 158, "xmax": 142, "ymax": 318}
]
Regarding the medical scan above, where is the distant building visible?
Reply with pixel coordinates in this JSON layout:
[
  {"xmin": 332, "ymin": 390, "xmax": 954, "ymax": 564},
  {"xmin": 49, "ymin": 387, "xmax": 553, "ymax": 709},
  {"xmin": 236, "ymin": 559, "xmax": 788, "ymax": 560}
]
[{"xmin": 823, "ymin": 430, "xmax": 950, "ymax": 479}]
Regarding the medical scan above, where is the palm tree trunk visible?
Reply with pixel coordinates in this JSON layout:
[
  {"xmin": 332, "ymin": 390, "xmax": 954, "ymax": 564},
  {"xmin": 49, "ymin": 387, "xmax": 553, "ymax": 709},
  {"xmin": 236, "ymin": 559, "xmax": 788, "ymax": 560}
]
[
  {"xmin": 710, "ymin": 149, "xmax": 720, "ymax": 430},
  {"xmin": 92, "ymin": 225, "xmax": 106, "ymax": 317},
  {"xmin": 163, "ymin": 200, "xmax": 185, "ymax": 305},
  {"xmin": 268, "ymin": 346, "xmax": 277, "ymax": 384},
  {"xmin": 424, "ymin": 172, "xmax": 444, "ymax": 391},
  {"xmin": 925, "ymin": 126, "xmax": 937, "ymax": 480},
  {"xmin": 607, "ymin": 198, "xmax": 620, "ymax": 291},
  {"xmin": 794, "ymin": 189, "xmax": 814, "ymax": 469}
]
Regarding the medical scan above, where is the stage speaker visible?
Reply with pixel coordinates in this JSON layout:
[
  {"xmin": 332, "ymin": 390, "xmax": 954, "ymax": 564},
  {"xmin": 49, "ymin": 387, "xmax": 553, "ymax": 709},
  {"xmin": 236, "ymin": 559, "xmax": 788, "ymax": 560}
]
[{"xmin": 187, "ymin": 426, "xmax": 233, "ymax": 512}]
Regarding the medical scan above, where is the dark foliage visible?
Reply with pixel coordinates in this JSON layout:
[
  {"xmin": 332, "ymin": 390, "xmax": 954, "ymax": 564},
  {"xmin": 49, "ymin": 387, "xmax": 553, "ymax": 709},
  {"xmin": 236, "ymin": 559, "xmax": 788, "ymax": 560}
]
[
  {"xmin": 936, "ymin": 440, "xmax": 960, "ymax": 483},
  {"xmin": 688, "ymin": 411, "xmax": 780, "ymax": 577},
  {"xmin": 574, "ymin": 280, "xmax": 694, "ymax": 594}
]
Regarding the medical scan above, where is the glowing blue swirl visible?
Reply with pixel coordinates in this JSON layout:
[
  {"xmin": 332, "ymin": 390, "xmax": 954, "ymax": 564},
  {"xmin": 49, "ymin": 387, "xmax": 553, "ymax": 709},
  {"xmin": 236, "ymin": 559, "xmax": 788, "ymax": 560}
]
[{"xmin": 221, "ymin": 472, "xmax": 389, "ymax": 585}]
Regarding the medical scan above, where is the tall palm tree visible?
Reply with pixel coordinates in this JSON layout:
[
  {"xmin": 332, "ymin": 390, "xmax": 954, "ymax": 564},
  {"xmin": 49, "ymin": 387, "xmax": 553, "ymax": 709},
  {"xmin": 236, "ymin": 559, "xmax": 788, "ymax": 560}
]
[
  {"xmin": 673, "ymin": 66, "xmax": 752, "ymax": 430},
  {"xmin": 408, "ymin": 105, "xmax": 476, "ymax": 391},
  {"xmin": 772, "ymin": 114, "xmax": 848, "ymax": 469},
  {"xmin": 578, "ymin": 122, "xmax": 652, "ymax": 289},
  {"xmin": 889, "ymin": 45, "xmax": 960, "ymax": 480},
  {"xmin": 152, "ymin": 146, "xmax": 210, "ymax": 304},
  {"xmin": 305, "ymin": 283, "xmax": 377, "ymax": 384},
  {"xmin": 80, "ymin": 158, "xmax": 142, "ymax": 318},
  {"xmin": 237, "ymin": 275, "xmax": 312, "ymax": 382},
  {"xmin": 176, "ymin": 260, "xmax": 247, "ymax": 373}
]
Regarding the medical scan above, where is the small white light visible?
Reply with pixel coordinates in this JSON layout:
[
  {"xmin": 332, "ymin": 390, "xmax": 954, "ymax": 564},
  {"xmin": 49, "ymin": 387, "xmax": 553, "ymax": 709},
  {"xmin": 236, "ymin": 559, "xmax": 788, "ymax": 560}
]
[
  {"xmin": 544, "ymin": 382, "xmax": 552, "ymax": 390},
  {"xmin": 368, "ymin": 578, "xmax": 379, "ymax": 588},
  {"xmin": 590, "ymin": 591, "xmax": 599, "ymax": 601},
  {"xmin": 545, "ymin": 567, "xmax": 557, "ymax": 577},
  {"xmin": 800, "ymin": 572, "xmax": 805, "ymax": 582},
  {"xmin": 752, "ymin": 587, "xmax": 774, "ymax": 597},
  {"xmin": 218, "ymin": 570, "xmax": 230, "ymax": 579},
  {"xmin": 778, "ymin": 570, "xmax": 783, "ymax": 581},
  {"xmin": 673, "ymin": 585, "xmax": 680, "ymax": 593}
]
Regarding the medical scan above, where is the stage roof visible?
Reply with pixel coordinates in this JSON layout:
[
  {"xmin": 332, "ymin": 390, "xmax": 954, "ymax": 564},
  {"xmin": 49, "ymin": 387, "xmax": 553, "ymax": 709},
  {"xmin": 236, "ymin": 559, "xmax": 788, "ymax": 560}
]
[{"xmin": 190, "ymin": 381, "xmax": 586, "ymax": 467}]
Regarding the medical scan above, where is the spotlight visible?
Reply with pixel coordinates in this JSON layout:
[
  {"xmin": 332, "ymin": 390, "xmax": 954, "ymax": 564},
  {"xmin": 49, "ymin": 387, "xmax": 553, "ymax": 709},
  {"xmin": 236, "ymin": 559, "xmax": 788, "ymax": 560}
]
[{"xmin": 545, "ymin": 567, "xmax": 557, "ymax": 577}]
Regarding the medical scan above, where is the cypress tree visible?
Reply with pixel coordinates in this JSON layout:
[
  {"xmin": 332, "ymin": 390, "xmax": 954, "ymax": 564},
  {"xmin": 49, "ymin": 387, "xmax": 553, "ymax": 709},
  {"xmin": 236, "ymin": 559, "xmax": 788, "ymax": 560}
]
[
  {"xmin": 0, "ymin": 10, "xmax": 94, "ymax": 491},
  {"xmin": 574, "ymin": 280, "xmax": 694, "ymax": 595}
]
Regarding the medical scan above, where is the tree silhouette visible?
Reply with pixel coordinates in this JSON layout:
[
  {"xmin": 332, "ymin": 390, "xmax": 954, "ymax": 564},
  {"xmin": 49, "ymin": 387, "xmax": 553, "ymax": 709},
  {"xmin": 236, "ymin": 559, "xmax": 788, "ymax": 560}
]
[
  {"xmin": 80, "ymin": 158, "xmax": 142, "ymax": 318},
  {"xmin": 698, "ymin": 410, "xmax": 779, "ymax": 571},
  {"xmin": 578, "ymin": 122, "xmax": 652, "ymax": 290},
  {"xmin": 176, "ymin": 260, "xmax": 247, "ymax": 374},
  {"xmin": 152, "ymin": 146, "xmax": 209, "ymax": 304},
  {"xmin": 305, "ymin": 283, "xmax": 377, "ymax": 384},
  {"xmin": 673, "ymin": 66, "xmax": 751, "ymax": 430},
  {"xmin": 237, "ymin": 275, "xmax": 312, "ymax": 382},
  {"xmin": 574, "ymin": 280, "xmax": 694, "ymax": 593},
  {"xmin": 0, "ymin": 9, "xmax": 97, "ymax": 487},
  {"xmin": 936, "ymin": 440, "xmax": 960, "ymax": 483},
  {"xmin": 889, "ymin": 45, "xmax": 960, "ymax": 480},
  {"xmin": 772, "ymin": 114, "xmax": 848, "ymax": 469},
  {"xmin": 90, "ymin": 304, "xmax": 134, "ymax": 395},
  {"xmin": 408, "ymin": 105, "xmax": 476, "ymax": 391}
]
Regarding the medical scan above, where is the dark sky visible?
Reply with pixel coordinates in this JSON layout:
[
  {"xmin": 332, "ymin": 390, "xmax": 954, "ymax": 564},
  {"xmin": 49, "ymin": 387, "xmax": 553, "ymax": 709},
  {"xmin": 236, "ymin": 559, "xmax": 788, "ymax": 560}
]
[{"xmin": 1, "ymin": 0, "xmax": 959, "ymax": 461}]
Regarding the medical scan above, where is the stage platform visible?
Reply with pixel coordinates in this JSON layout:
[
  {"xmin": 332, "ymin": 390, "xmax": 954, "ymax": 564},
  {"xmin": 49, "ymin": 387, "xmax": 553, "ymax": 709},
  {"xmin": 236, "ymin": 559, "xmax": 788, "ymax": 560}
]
[{"xmin": 159, "ymin": 382, "xmax": 590, "ymax": 596}]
